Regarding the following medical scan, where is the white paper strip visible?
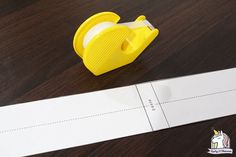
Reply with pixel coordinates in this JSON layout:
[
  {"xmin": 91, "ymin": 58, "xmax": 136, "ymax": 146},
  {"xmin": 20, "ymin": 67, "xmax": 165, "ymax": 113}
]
[{"xmin": 0, "ymin": 68, "xmax": 236, "ymax": 157}]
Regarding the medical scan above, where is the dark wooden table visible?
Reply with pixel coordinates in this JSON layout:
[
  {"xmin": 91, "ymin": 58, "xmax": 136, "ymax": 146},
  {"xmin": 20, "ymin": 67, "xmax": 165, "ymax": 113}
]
[{"xmin": 0, "ymin": 0, "xmax": 236, "ymax": 156}]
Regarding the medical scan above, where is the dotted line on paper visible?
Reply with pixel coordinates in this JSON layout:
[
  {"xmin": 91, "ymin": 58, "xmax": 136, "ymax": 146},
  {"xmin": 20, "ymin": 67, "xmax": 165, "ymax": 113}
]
[
  {"xmin": 0, "ymin": 106, "xmax": 146, "ymax": 135},
  {"xmin": 159, "ymin": 88, "xmax": 236, "ymax": 104}
]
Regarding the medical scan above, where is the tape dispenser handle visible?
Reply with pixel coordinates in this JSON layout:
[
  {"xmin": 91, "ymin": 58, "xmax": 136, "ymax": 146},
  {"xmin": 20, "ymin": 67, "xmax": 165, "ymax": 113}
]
[{"xmin": 119, "ymin": 15, "xmax": 158, "ymax": 57}]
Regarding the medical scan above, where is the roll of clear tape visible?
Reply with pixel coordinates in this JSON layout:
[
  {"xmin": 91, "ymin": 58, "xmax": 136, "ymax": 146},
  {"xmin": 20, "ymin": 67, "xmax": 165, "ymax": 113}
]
[{"xmin": 83, "ymin": 20, "xmax": 154, "ymax": 48}]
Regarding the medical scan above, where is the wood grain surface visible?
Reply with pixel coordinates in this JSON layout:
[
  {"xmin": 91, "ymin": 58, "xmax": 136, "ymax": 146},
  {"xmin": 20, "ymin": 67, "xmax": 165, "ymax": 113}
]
[{"xmin": 0, "ymin": 0, "xmax": 236, "ymax": 156}]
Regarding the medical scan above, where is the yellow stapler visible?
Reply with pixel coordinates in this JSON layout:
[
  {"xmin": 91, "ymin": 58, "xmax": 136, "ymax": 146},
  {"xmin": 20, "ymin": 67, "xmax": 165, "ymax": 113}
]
[{"xmin": 73, "ymin": 12, "xmax": 159, "ymax": 76}]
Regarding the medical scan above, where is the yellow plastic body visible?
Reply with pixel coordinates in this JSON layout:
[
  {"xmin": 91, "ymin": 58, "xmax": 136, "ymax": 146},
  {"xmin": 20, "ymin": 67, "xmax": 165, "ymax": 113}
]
[{"xmin": 73, "ymin": 12, "xmax": 159, "ymax": 76}]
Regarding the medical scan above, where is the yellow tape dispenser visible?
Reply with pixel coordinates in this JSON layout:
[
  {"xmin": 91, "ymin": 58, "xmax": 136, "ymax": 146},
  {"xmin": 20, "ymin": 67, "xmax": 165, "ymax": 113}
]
[{"xmin": 73, "ymin": 12, "xmax": 159, "ymax": 76}]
